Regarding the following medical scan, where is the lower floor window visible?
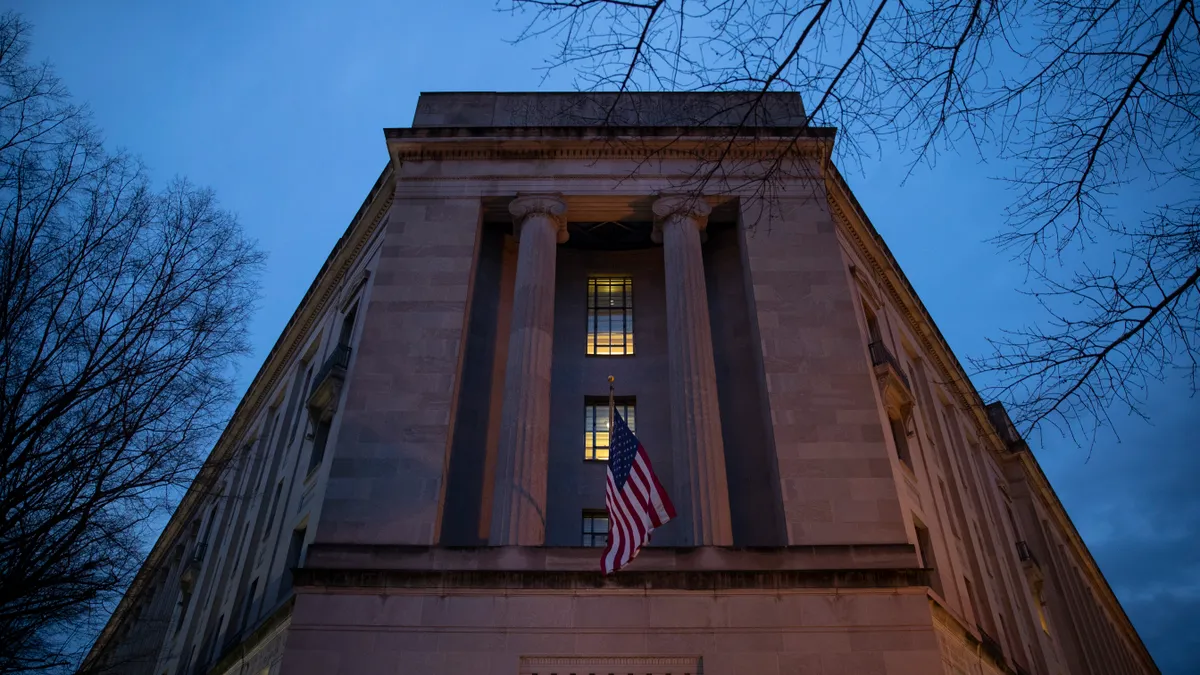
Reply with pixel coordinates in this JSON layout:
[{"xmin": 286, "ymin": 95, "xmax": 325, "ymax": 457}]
[{"xmin": 582, "ymin": 510, "xmax": 609, "ymax": 547}]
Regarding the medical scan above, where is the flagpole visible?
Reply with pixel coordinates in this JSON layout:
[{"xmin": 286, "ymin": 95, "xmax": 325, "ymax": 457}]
[{"xmin": 607, "ymin": 375, "xmax": 615, "ymax": 436}]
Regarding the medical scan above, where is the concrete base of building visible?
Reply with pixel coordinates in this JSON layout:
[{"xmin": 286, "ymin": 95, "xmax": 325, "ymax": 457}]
[{"xmin": 266, "ymin": 545, "xmax": 975, "ymax": 675}]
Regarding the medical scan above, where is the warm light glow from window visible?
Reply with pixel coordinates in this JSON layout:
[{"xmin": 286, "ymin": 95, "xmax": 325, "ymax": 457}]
[
  {"xmin": 587, "ymin": 277, "xmax": 634, "ymax": 355},
  {"xmin": 584, "ymin": 399, "xmax": 636, "ymax": 461}
]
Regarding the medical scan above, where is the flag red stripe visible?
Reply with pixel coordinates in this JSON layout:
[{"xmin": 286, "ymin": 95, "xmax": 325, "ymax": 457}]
[
  {"xmin": 626, "ymin": 466, "xmax": 654, "ymax": 526},
  {"xmin": 630, "ymin": 458, "xmax": 661, "ymax": 527},
  {"xmin": 601, "ymin": 417, "xmax": 675, "ymax": 575}
]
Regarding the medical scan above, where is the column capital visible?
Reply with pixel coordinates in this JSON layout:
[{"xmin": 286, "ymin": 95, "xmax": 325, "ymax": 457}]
[
  {"xmin": 652, "ymin": 195, "xmax": 712, "ymax": 244},
  {"xmin": 510, "ymin": 194, "xmax": 569, "ymax": 244}
]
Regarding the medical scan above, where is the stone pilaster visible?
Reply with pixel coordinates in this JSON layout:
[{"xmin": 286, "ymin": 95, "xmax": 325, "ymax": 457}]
[
  {"xmin": 489, "ymin": 195, "xmax": 568, "ymax": 545},
  {"xmin": 653, "ymin": 195, "xmax": 733, "ymax": 546}
]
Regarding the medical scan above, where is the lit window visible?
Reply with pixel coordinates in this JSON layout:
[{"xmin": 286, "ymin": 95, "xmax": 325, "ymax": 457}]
[
  {"xmin": 582, "ymin": 511, "xmax": 609, "ymax": 547},
  {"xmin": 587, "ymin": 277, "xmax": 634, "ymax": 355},
  {"xmin": 584, "ymin": 398, "xmax": 635, "ymax": 461}
]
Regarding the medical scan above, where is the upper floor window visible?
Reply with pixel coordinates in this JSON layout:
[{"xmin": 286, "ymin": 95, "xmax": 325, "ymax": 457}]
[
  {"xmin": 587, "ymin": 277, "xmax": 634, "ymax": 355},
  {"xmin": 338, "ymin": 301, "xmax": 359, "ymax": 347},
  {"xmin": 584, "ymin": 397, "xmax": 636, "ymax": 461},
  {"xmin": 863, "ymin": 303, "xmax": 883, "ymax": 343}
]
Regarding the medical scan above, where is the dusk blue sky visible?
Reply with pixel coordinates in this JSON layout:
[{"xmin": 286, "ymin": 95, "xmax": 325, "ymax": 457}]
[{"xmin": 9, "ymin": 1, "xmax": 1196, "ymax": 672}]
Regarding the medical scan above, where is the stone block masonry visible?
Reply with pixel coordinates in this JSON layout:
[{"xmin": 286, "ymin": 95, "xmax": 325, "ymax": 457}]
[
  {"xmin": 315, "ymin": 197, "xmax": 481, "ymax": 546},
  {"xmin": 740, "ymin": 192, "xmax": 908, "ymax": 546},
  {"xmin": 280, "ymin": 586, "xmax": 944, "ymax": 675}
]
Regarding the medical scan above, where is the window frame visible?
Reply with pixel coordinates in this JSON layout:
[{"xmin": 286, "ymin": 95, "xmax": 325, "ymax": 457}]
[
  {"xmin": 583, "ymin": 396, "xmax": 636, "ymax": 461},
  {"xmin": 581, "ymin": 510, "xmax": 609, "ymax": 547},
  {"xmin": 586, "ymin": 276, "xmax": 635, "ymax": 356}
]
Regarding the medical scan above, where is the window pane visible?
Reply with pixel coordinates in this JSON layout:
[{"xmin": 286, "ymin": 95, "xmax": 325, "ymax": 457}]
[
  {"xmin": 586, "ymin": 277, "xmax": 634, "ymax": 356},
  {"xmin": 582, "ymin": 513, "xmax": 609, "ymax": 547},
  {"xmin": 583, "ymin": 399, "xmax": 634, "ymax": 460}
]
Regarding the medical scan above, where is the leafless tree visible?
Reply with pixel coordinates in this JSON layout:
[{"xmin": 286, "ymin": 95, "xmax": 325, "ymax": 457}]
[
  {"xmin": 507, "ymin": 0, "xmax": 1199, "ymax": 442},
  {"xmin": 0, "ymin": 13, "xmax": 263, "ymax": 673}
]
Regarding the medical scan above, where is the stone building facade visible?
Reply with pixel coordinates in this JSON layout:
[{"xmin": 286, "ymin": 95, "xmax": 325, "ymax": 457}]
[{"xmin": 85, "ymin": 92, "xmax": 1158, "ymax": 675}]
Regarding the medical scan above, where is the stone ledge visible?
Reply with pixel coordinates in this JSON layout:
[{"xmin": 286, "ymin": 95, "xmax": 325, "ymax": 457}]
[
  {"xmin": 292, "ymin": 567, "xmax": 931, "ymax": 591},
  {"xmin": 303, "ymin": 543, "xmax": 921, "ymax": 572}
]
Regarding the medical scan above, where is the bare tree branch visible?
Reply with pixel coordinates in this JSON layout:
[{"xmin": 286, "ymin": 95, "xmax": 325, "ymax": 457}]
[
  {"xmin": 0, "ymin": 13, "xmax": 264, "ymax": 674},
  {"xmin": 507, "ymin": 0, "xmax": 1200, "ymax": 442}
]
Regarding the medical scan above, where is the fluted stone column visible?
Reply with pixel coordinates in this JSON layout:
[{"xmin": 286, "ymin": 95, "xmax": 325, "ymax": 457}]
[
  {"xmin": 652, "ymin": 195, "xmax": 733, "ymax": 546},
  {"xmin": 489, "ymin": 195, "xmax": 568, "ymax": 545}
]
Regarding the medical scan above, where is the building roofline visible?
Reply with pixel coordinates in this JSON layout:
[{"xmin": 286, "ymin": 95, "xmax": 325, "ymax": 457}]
[{"xmin": 415, "ymin": 90, "xmax": 808, "ymax": 96}]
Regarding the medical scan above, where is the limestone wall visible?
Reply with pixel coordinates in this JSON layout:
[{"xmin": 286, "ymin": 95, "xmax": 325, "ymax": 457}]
[{"xmin": 281, "ymin": 587, "xmax": 942, "ymax": 675}]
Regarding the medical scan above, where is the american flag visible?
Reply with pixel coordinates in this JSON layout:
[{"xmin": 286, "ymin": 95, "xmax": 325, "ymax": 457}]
[{"xmin": 602, "ymin": 409, "xmax": 675, "ymax": 575}]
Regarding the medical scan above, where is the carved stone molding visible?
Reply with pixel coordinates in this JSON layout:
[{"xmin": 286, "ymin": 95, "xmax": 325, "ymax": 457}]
[
  {"xmin": 390, "ymin": 138, "xmax": 831, "ymax": 164},
  {"xmin": 510, "ymin": 194, "xmax": 569, "ymax": 243},
  {"xmin": 876, "ymin": 367, "xmax": 915, "ymax": 421}
]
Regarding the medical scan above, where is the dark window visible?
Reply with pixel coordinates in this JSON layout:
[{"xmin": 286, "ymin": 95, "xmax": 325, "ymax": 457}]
[
  {"xmin": 175, "ymin": 590, "xmax": 192, "ymax": 633},
  {"xmin": 914, "ymin": 518, "xmax": 943, "ymax": 596},
  {"xmin": 279, "ymin": 527, "xmax": 306, "ymax": 599},
  {"xmin": 1004, "ymin": 503, "xmax": 1021, "ymax": 543},
  {"xmin": 582, "ymin": 511, "xmax": 609, "ymax": 547},
  {"xmin": 241, "ymin": 578, "xmax": 259, "ymax": 633},
  {"xmin": 964, "ymin": 575, "xmax": 983, "ymax": 624},
  {"xmin": 586, "ymin": 277, "xmax": 634, "ymax": 355},
  {"xmin": 232, "ymin": 523, "xmax": 249, "ymax": 567},
  {"xmin": 889, "ymin": 415, "xmax": 912, "ymax": 468},
  {"xmin": 262, "ymin": 482, "xmax": 283, "ymax": 541},
  {"xmin": 584, "ymin": 397, "xmax": 635, "ymax": 461},
  {"xmin": 863, "ymin": 304, "xmax": 883, "ymax": 342},
  {"xmin": 288, "ymin": 366, "xmax": 313, "ymax": 446},
  {"xmin": 209, "ymin": 614, "xmax": 225, "ymax": 663},
  {"xmin": 339, "ymin": 302, "xmax": 359, "ymax": 346},
  {"xmin": 307, "ymin": 419, "xmax": 332, "ymax": 475},
  {"xmin": 939, "ymin": 479, "xmax": 960, "ymax": 537}
]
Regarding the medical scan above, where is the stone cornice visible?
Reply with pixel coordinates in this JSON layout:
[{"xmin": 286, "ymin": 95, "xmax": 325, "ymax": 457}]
[
  {"xmin": 823, "ymin": 164, "xmax": 1158, "ymax": 672},
  {"xmin": 387, "ymin": 127, "xmax": 835, "ymax": 164},
  {"xmin": 85, "ymin": 164, "xmax": 395, "ymax": 668}
]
